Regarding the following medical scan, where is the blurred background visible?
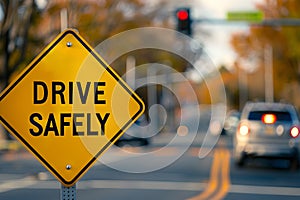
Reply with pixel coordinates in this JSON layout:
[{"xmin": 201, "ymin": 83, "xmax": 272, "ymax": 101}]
[{"xmin": 1, "ymin": 0, "xmax": 300, "ymax": 200}]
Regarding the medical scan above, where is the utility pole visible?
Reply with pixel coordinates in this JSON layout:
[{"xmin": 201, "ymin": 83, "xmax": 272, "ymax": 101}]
[
  {"xmin": 264, "ymin": 44, "xmax": 274, "ymax": 102},
  {"xmin": 60, "ymin": 8, "xmax": 68, "ymax": 32}
]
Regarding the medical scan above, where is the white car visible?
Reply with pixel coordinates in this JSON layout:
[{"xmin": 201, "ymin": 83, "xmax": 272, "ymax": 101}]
[{"xmin": 234, "ymin": 102, "xmax": 300, "ymax": 169}]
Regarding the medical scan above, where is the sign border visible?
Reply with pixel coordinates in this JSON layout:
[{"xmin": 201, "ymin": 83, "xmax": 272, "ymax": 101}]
[{"xmin": 0, "ymin": 29, "xmax": 144, "ymax": 186}]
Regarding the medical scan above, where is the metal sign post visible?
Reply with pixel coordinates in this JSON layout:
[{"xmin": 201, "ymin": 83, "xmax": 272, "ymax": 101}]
[{"xmin": 60, "ymin": 184, "xmax": 76, "ymax": 200}]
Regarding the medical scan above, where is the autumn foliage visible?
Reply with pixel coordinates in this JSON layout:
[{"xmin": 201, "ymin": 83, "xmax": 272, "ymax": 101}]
[{"xmin": 230, "ymin": 0, "xmax": 300, "ymax": 108}]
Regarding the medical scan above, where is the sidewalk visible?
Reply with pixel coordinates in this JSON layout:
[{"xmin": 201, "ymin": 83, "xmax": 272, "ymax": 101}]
[
  {"xmin": 0, "ymin": 131, "xmax": 225, "ymax": 151},
  {"xmin": 0, "ymin": 139, "xmax": 23, "ymax": 152},
  {"xmin": 0, "ymin": 131, "xmax": 231, "ymax": 159}
]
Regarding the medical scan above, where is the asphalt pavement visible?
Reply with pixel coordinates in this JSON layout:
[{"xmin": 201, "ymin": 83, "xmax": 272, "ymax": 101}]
[{"xmin": 1, "ymin": 133, "xmax": 300, "ymax": 200}]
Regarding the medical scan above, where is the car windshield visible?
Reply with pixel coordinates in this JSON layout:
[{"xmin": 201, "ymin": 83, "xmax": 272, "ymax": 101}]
[{"xmin": 248, "ymin": 111, "xmax": 292, "ymax": 122}]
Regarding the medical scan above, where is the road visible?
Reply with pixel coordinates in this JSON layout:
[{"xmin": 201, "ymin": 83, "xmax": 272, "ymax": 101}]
[{"xmin": 1, "ymin": 134, "xmax": 300, "ymax": 200}]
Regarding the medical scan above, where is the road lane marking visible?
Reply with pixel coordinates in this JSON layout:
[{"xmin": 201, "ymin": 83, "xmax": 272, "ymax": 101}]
[
  {"xmin": 187, "ymin": 150, "xmax": 221, "ymax": 200},
  {"xmin": 212, "ymin": 149, "xmax": 231, "ymax": 200},
  {"xmin": 0, "ymin": 179, "xmax": 206, "ymax": 192},
  {"xmin": 186, "ymin": 148, "xmax": 231, "ymax": 200},
  {"xmin": 0, "ymin": 176, "xmax": 37, "ymax": 193},
  {"xmin": 230, "ymin": 184, "xmax": 300, "ymax": 196},
  {"xmin": 82, "ymin": 180, "xmax": 206, "ymax": 191},
  {"xmin": 1, "ymin": 177, "xmax": 300, "ymax": 197}
]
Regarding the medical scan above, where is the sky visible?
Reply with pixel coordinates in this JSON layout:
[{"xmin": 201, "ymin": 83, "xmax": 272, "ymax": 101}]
[{"xmin": 190, "ymin": 0, "xmax": 263, "ymax": 68}]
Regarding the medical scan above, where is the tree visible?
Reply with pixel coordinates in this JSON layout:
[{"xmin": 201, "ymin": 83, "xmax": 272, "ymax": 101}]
[
  {"xmin": 230, "ymin": 0, "xmax": 300, "ymax": 106},
  {"xmin": 0, "ymin": 0, "xmax": 45, "ymax": 140},
  {"xmin": 0, "ymin": 0, "xmax": 171, "ymax": 86},
  {"xmin": 41, "ymin": 0, "xmax": 177, "ymax": 73},
  {"xmin": 0, "ymin": 0, "xmax": 43, "ymax": 89},
  {"xmin": 35, "ymin": 0, "xmax": 170, "ymax": 46},
  {"xmin": 0, "ymin": 0, "xmax": 171, "ymax": 139}
]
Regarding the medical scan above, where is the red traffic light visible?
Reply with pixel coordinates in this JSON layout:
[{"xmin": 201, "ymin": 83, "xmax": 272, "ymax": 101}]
[
  {"xmin": 177, "ymin": 10, "xmax": 189, "ymax": 20},
  {"xmin": 175, "ymin": 8, "xmax": 192, "ymax": 36}
]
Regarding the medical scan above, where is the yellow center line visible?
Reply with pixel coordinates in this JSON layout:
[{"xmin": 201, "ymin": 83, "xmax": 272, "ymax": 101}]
[
  {"xmin": 186, "ymin": 148, "xmax": 231, "ymax": 200},
  {"xmin": 187, "ymin": 150, "xmax": 221, "ymax": 200},
  {"xmin": 213, "ymin": 149, "xmax": 231, "ymax": 200}
]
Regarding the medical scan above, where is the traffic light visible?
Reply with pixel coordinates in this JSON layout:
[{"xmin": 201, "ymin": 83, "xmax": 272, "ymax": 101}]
[{"xmin": 176, "ymin": 8, "xmax": 192, "ymax": 36}]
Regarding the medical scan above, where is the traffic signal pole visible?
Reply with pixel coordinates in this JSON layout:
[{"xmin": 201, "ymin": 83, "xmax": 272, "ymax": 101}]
[
  {"xmin": 193, "ymin": 18, "xmax": 300, "ymax": 26},
  {"xmin": 183, "ymin": 9, "xmax": 300, "ymax": 107},
  {"xmin": 264, "ymin": 44, "xmax": 273, "ymax": 103}
]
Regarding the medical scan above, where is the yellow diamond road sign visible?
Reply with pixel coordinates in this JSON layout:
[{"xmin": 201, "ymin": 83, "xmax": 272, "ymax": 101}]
[{"xmin": 0, "ymin": 29, "xmax": 145, "ymax": 186}]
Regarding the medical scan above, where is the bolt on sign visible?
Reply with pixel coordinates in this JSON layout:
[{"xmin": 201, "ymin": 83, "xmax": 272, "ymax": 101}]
[{"xmin": 0, "ymin": 29, "xmax": 145, "ymax": 186}]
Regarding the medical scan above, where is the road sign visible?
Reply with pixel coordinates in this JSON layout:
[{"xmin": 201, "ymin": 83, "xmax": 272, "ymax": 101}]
[
  {"xmin": 227, "ymin": 11, "xmax": 264, "ymax": 22},
  {"xmin": 0, "ymin": 29, "xmax": 145, "ymax": 186}
]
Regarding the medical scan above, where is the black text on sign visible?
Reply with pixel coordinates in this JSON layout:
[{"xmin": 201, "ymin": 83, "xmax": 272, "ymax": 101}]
[{"xmin": 29, "ymin": 81, "xmax": 110, "ymax": 137}]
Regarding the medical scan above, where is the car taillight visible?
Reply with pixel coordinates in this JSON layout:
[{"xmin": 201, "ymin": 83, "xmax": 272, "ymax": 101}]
[
  {"xmin": 262, "ymin": 114, "xmax": 276, "ymax": 124},
  {"xmin": 239, "ymin": 124, "xmax": 250, "ymax": 136},
  {"xmin": 290, "ymin": 126, "xmax": 300, "ymax": 138}
]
